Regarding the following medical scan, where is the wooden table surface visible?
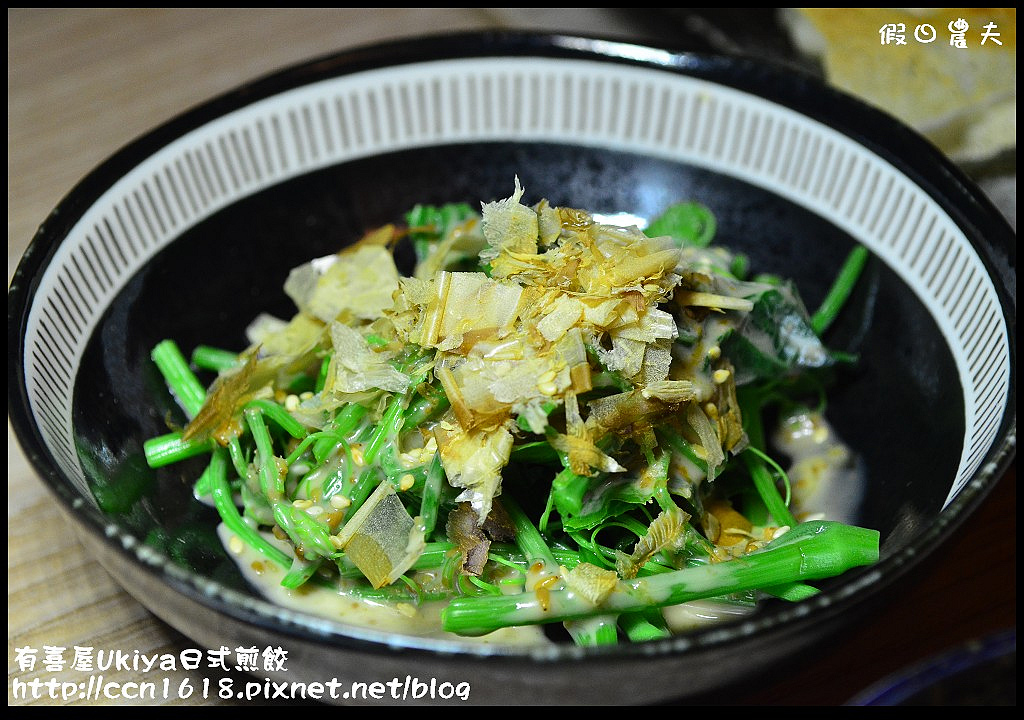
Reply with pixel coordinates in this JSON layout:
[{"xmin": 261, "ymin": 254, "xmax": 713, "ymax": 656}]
[{"xmin": 8, "ymin": 9, "xmax": 1016, "ymax": 706}]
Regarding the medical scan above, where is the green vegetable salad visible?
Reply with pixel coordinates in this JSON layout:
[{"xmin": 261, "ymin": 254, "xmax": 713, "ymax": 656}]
[{"xmin": 145, "ymin": 180, "xmax": 878, "ymax": 645}]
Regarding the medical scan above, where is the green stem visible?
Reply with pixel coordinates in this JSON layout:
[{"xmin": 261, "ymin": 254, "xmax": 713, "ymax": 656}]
[
  {"xmin": 143, "ymin": 431, "xmax": 215, "ymax": 468},
  {"xmin": 244, "ymin": 406, "xmax": 283, "ymax": 501},
  {"xmin": 245, "ymin": 398, "xmax": 308, "ymax": 440},
  {"xmin": 363, "ymin": 395, "xmax": 405, "ymax": 467},
  {"xmin": 739, "ymin": 388, "xmax": 797, "ymax": 529},
  {"xmin": 281, "ymin": 556, "xmax": 322, "ymax": 589},
  {"xmin": 619, "ymin": 611, "xmax": 672, "ymax": 642},
  {"xmin": 403, "ymin": 382, "xmax": 450, "ymax": 429},
  {"xmin": 501, "ymin": 492, "xmax": 558, "ymax": 570},
  {"xmin": 812, "ymin": 245, "xmax": 870, "ymax": 336},
  {"xmin": 191, "ymin": 345, "xmax": 240, "ymax": 373},
  {"xmin": 442, "ymin": 521, "xmax": 879, "ymax": 636},
  {"xmin": 226, "ymin": 435, "xmax": 250, "ymax": 481},
  {"xmin": 743, "ymin": 452, "xmax": 797, "ymax": 529},
  {"xmin": 338, "ymin": 396, "xmax": 408, "ymax": 513},
  {"xmin": 272, "ymin": 502, "xmax": 337, "ymax": 560},
  {"xmin": 312, "ymin": 403, "xmax": 368, "ymax": 462},
  {"xmin": 419, "ymin": 451, "xmax": 446, "ymax": 537},
  {"xmin": 315, "ymin": 354, "xmax": 331, "ymax": 394},
  {"xmin": 565, "ymin": 616, "xmax": 620, "ymax": 646},
  {"xmin": 151, "ymin": 339, "xmax": 206, "ymax": 418},
  {"xmin": 205, "ymin": 448, "xmax": 291, "ymax": 570},
  {"xmin": 657, "ymin": 428, "xmax": 709, "ymax": 475}
]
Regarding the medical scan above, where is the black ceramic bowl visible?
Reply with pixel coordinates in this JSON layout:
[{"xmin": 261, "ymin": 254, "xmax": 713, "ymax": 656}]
[{"xmin": 8, "ymin": 32, "xmax": 1016, "ymax": 705}]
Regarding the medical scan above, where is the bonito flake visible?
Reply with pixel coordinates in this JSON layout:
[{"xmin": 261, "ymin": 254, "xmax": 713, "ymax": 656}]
[
  {"xmin": 325, "ymin": 322, "xmax": 410, "ymax": 395},
  {"xmin": 384, "ymin": 182, "xmax": 689, "ymax": 521},
  {"xmin": 285, "ymin": 244, "xmax": 401, "ymax": 324}
]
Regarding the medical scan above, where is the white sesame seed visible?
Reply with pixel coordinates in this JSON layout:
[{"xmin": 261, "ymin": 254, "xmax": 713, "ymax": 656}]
[
  {"xmin": 350, "ymin": 445, "xmax": 365, "ymax": 466},
  {"xmin": 395, "ymin": 602, "xmax": 418, "ymax": 618}
]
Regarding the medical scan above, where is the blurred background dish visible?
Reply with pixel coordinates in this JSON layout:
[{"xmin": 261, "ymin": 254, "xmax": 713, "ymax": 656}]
[
  {"xmin": 780, "ymin": 8, "xmax": 1016, "ymax": 169},
  {"xmin": 8, "ymin": 9, "xmax": 1016, "ymax": 706},
  {"xmin": 847, "ymin": 628, "xmax": 1015, "ymax": 706}
]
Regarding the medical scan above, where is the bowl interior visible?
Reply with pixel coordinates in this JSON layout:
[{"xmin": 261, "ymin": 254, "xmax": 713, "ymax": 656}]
[
  {"xmin": 70, "ymin": 141, "xmax": 962, "ymax": 596},
  {"xmin": 10, "ymin": 35, "xmax": 1015, "ymax": 692}
]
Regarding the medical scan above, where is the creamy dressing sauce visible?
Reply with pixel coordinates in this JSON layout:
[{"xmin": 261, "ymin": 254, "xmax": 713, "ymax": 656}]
[
  {"xmin": 772, "ymin": 409, "xmax": 864, "ymax": 526},
  {"xmin": 662, "ymin": 599, "xmax": 756, "ymax": 633},
  {"xmin": 216, "ymin": 523, "xmax": 550, "ymax": 647}
]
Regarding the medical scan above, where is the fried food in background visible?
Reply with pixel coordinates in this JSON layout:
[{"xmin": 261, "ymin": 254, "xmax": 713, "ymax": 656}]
[{"xmin": 780, "ymin": 8, "xmax": 1016, "ymax": 167}]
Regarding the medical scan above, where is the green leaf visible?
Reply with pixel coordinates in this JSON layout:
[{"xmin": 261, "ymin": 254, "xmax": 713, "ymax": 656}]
[
  {"xmin": 552, "ymin": 467, "xmax": 591, "ymax": 521},
  {"xmin": 561, "ymin": 471, "xmax": 655, "ymax": 532},
  {"xmin": 645, "ymin": 201, "xmax": 717, "ymax": 247},
  {"xmin": 719, "ymin": 282, "xmax": 837, "ymax": 384}
]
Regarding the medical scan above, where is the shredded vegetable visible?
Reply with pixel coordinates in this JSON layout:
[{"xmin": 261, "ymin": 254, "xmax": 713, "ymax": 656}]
[{"xmin": 145, "ymin": 180, "xmax": 879, "ymax": 645}]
